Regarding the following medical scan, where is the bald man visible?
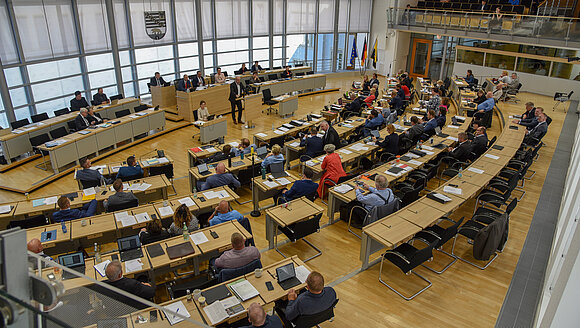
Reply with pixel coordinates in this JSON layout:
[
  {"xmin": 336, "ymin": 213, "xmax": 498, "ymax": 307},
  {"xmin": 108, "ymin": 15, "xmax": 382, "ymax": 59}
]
[
  {"xmin": 208, "ymin": 200, "xmax": 243, "ymax": 226},
  {"xmin": 242, "ymin": 303, "xmax": 283, "ymax": 328},
  {"xmin": 214, "ymin": 232, "xmax": 260, "ymax": 269},
  {"xmin": 27, "ymin": 238, "xmax": 54, "ymax": 269},
  {"xmin": 278, "ymin": 271, "xmax": 337, "ymax": 322},
  {"xmin": 200, "ymin": 162, "xmax": 241, "ymax": 191},
  {"xmin": 105, "ymin": 260, "xmax": 155, "ymax": 300}
]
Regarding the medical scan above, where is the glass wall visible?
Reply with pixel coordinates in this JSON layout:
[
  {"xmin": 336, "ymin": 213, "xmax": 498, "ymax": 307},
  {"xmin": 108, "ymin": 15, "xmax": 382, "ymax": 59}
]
[{"xmin": 0, "ymin": 0, "xmax": 373, "ymax": 128}]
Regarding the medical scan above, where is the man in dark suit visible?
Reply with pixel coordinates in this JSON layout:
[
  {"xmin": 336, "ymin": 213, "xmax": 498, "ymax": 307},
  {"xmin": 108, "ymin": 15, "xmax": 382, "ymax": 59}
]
[
  {"xmin": 149, "ymin": 72, "xmax": 166, "ymax": 87},
  {"xmin": 274, "ymin": 168, "xmax": 318, "ymax": 204},
  {"xmin": 176, "ymin": 74, "xmax": 192, "ymax": 92},
  {"xmin": 52, "ymin": 196, "xmax": 97, "ymax": 222},
  {"xmin": 251, "ymin": 61, "xmax": 263, "ymax": 72},
  {"xmin": 281, "ymin": 66, "xmax": 292, "ymax": 78},
  {"xmin": 105, "ymin": 179, "xmax": 139, "ymax": 212},
  {"xmin": 405, "ymin": 116, "xmax": 424, "ymax": 141},
  {"xmin": 192, "ymin": 71, "xmax": 206, "ymax": 88},
  {"xmin": 105, "ymin": 260, "xmax": 155, "ymax": 301},
  {"xmin": 74, "ymin": 108, "xmax": 91, "ymax": 130},
  {"xmin": 447, "ymin": 132, "xmax": 471, "ymax": 162},
  {"xmin": 526, "ymin": 113, "xmax": 548, "ymax": 141},
  {"xmin": 76, "ymin": 157, "xmax": 112, "ymax": 185},
  {"xmin": 319, "ymin": 120, "xmax": 340, "ymax": 148},
  {"xmin": 369, "ymin": 73, "xmax": 380, "ymax": 88},
  {"xmin": 479, "ymin": 0, "xmax": 488, "ymax": 11},
  {"xmin": 229, "ymin": 76, "xmax": 244, "ymax": 124},
  {"xmin": 70, "ymin": 91, "xmax": 89, "ymax": 111},
  {"xmin": 388, "ymin": 90, "xmax": 404, "ymax": 112},
  {"xmin": 471, "ymin": 126, "xmax": 489, "ymax": 157},
  {"xmin": 300, "ymin": 127, "xmax": 324, "ymax": 160},
  {"xmin": 92, "ymin": 88, "xmax": 109, "ymax": 105}
]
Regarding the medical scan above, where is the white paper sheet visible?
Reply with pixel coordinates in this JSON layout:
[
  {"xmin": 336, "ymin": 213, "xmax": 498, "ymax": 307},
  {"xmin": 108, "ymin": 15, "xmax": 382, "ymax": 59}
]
[
  {"xmin": 135, "ymin": 212, "xmax": 151, "ymax": 223},
  {"xmin": 178, "ymin": 197, "xmax": 195, "ymax": 207},
  {"xmin": 164, "ymin": 301, "xmax": 191, "ymax": 325},
  {"xmin": 206, "ymin": 147, "xmax": 218, "ymax": 153},
  {"xmin": 278, "ymin": 126, "xmax": 289, "ymax": 132},
  {"xmin": 255, "ymin": 133, "xmax": 267, "ymax": 137},
  {"xmin": 124, "ymin": 258, "xmax": 144, "ymax": 273},
  {"xmin": 338, "ymin": 149, "xmax": 353, "ymax": 154},
  {"xmin": 263, "ymin": 180, "xmax": 279, "ymax": 188},
  {"xmin": 447, "ymin": 136, "xmax": 459, "ymax": 142},
  {"xmin": 421, "ymin": 146, "xmax": 434, "ymax": 151},
  {"xmin": 484, "ymin": 154, "xmax": 500, "ymax": 160},
  {"xmin": 467, "ymin": 167, "xmax": 484, "ymax": 174},
  {"xmin": 119, "ymin": 215, "xmax": 137, "ymax": 227},
  {"xmin": 443, "ymin": 186, "xmax": 463, "ymax": 195},
  {"xmin": 114, "ymin": 211, "xmax": 130, "ymax": 221},
  {"xmin": 203, "ymin": 301, "xmax": 228, "ymax": 325},
  {"xmin": 158, "ymin": 157, "xmax": 170, "ymax": 164},
  {"xmin": 44, "ymin": 196, "xmax": 58, "ymax": 205},
  {"xmin": 190, "ymin": 232, "xmax": 209, "ymax": 245},
  {"xmin": 334, "ymin": 184, "xmax": 353, "ymax": 194},
  {"xmin": 276, "ymin": 178, "xmax": 291, "ymax": 185},
  {"xmin": 83, "ymin": 187, "xmax": 96, "ymax": 196},
  {"xmin": 408, "ymin": 159, "xmax": 423, "ymax": 166},
  {"xmin": 295, "ymin": 265, "xmax": 311, "ymax": 283},
  {"xmin": 447, "ymin": 125, "xmax": 459, "ymax": 129},
  {"xmin": 229, "ymin": 141, "xmax": 240, "ymax": 147},
  {"xmin": 273, "ymin": 130, "xmax": 284, "ymax": 135},
  {"xmin": 93, "ymin": 260, "xmax": 111, "ymax": 277},
  {"xmin": 0, "ymin": 205, "xmax": 12, "ymax": 214},
  {"xmin": 158, "ymin": 206, "xmax": 174, "ymax": 217},
  {"xmin": 135, "ymin": 183, "xmax": 152, "ymax": 191},
  {"xmin": 289, "ymin": 142, "xmax": 300, "ymax": 147}
]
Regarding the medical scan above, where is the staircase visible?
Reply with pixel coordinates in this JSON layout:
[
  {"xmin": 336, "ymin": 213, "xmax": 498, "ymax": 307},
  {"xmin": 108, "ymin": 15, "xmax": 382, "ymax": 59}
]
[
  {"xmin": 536, "ymin": 0, "xmax": 575, "ymax": 16},
  {"xmin": 163, "ymin": 106, "xmax": 184, "ymax": 122}
]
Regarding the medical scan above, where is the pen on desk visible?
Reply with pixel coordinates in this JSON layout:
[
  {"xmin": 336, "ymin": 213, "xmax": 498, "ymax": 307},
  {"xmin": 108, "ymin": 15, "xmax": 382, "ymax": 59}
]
[
  {"xmin": 173, "ymin": 307, "xmax": 179, "ymax": 319},
  {"xmin": 268, "ymin": 270, "xmax": 275, "ymax": 279},
  {"xmin": 159, "ymin": 309, "xmax": 164, "ymax": 320}
]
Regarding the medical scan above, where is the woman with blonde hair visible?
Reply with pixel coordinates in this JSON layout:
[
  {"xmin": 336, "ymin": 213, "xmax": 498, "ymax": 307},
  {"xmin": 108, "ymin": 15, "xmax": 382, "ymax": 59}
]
[
  {"xmin": 168, "ymin": 204, "xmax": 199, "ymax": 236},
  {"xmin": 261, "ymin": 144, "xmax": 284, "ymax": 168},
  {"xmin": 374, "ymin": 124, "xmax": 399, "ymax": 156}
]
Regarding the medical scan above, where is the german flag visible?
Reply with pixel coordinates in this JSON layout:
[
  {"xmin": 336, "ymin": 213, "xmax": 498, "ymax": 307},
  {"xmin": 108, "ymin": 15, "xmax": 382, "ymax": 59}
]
[{"xmin": 360, "ymin": 37, "xmax": 368, "ymax": 65}]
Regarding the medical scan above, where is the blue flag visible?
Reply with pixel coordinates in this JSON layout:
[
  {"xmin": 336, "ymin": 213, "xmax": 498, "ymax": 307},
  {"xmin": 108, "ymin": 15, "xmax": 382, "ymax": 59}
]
[{"xmin": 349, "ymin": 36, "xmax": 358, "ymax": 66}]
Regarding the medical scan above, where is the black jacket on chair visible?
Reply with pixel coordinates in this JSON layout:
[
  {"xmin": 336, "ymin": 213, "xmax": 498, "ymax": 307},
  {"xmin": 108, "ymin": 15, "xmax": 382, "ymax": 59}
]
[{"xmin": 471, "ymin": 134, "xmax": 488, "ymax": 157}]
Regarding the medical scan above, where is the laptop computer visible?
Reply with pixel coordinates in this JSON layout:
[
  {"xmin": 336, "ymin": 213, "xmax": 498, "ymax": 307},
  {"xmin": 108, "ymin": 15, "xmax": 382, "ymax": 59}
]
[
  {"xmin": 58, "ymin": 252, "xmax": 85, "ymax": 280},
  {"xmin": 197, "ymin": 163, "xmax": 211, "ymax": 176},
  {"xmin": 270, "ymin": 162, "xmax": 289, "ymax": 178},
  {"xmin": 370, "ymin": 130, "xmax": 383, "ymax": 141},
  {"xmin": 451, "ymin": 116, "xmax": 461, "ymax": 126},
  {"xmin": 434, "ymin": 126, "xmax": 449, "ymax": 138},
  {"xmin": 207, "ymin": 114, "xmax": 215, "ymax": 121},
  {"xmin": 117, "ymin": 235, "xmax": 143, "ymax": 262},
  {"xmin": 276, "ymin": 263, "xmax": 302, "ymax": 290},
  {"xmin": 256, "ymin": 146, "xmax": 268, "ymax": 160}
]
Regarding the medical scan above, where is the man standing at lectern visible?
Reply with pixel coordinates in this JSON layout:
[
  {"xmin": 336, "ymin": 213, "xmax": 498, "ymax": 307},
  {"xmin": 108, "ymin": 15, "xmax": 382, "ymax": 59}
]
[{"xmin": 229, "ymin": 76, "xmax": 244, "ymax": 124}]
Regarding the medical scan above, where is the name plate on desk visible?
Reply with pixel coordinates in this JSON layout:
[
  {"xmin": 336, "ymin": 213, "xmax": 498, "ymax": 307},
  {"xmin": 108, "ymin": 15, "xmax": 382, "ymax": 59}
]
[
  {"xmin": 86, "ymin": 233, "xmax": 103, "ymax": 239},
  {"xmin": 170, "ymin": 259, "xmax": 187, "ymax": 267}
]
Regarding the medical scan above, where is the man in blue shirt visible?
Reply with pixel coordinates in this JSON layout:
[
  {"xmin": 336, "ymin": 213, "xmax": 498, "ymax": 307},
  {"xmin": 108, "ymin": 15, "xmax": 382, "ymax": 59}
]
[
  {"xmin": 209, "ymin": 200, "xmax": 244, "ymax": 226},
  {"xmin": 242, "ymin": 303, "xmax": 283, "ymax": 328},
  {"xmin": 275, "ymin": 168, "xmax": 319, "ymax": 204},
  {"xmin": 422, "ymin": 109, "xmax": 438, "ymax": 136},
  {"xmin": 299, "ymin": 127, "xmax": 323, "ymax": 160},
  {"xmin": 280, "ymin": 271, "xmax": 337, "ymax": 323},
  {"xmin": 116, "ymin": 156, "xmax": 143, "ymax": 180},
  {"xmin": 354, "ymin": 175, "xmax": 395, "ymax": 211},
  {"xmin": 200, "ymin": 163, "xmax": 241, "ymax": 191},
  {"xmin": 235, "ymin": 138, "xmax": 257, "ymax": 156},
  {"xmin": 52, "ymin": 196, "xmax": 97, "ymax": 222},
  {"xmin": 363, "ymin": 109, "xmax": 384, "ymax": 130},
  {"xmin": 476, "ymin": 91, "xmax": 495, "ymax": 113},
  {"xmin": 77, "ymin": 157, "xmax": 112, "ymax": 186}
]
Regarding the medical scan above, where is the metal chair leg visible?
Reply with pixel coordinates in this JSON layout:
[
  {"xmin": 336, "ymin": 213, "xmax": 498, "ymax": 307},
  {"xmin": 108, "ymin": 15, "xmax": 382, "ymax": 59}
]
[
  {"xmin": 451, "ymin": 234, "xmax": 499, "ymax": 270},
  {"xmin": 302, "ymin": 238, "xmax": 323, "ymax": 262},
  {"xmin": 378, "ymin": 255, "xmax": 432, "ymax": 301},
  {"xmin": 421, "ymin": 238, "xmax": 459, "ymax": 274}
]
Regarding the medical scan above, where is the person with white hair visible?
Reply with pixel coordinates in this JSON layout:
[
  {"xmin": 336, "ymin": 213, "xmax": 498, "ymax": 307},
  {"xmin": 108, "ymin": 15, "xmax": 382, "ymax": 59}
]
[
  {"xmin": 105, "ymin": 260, "xmax": 155, "ymax": 300},
  {"xmin": 74, "ymin": 107, "xmax": 91, "ymax": 130}
]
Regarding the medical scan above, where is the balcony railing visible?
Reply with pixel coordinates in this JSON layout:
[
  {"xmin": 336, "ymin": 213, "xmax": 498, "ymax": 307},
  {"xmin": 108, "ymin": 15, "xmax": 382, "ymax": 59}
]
[{"xmin": 388, "ymin": 7, "xmax": 580, "ymax": 45}]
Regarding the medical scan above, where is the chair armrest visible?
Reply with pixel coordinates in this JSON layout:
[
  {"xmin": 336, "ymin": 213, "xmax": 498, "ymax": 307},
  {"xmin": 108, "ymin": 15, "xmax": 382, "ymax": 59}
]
[
  {"xmin": 349, "ymin": 205, "xmax": 369, "ymax": 221},
  {"xmin": 384, "ymin": 250, "xmax": 411, "ymax": 264}
]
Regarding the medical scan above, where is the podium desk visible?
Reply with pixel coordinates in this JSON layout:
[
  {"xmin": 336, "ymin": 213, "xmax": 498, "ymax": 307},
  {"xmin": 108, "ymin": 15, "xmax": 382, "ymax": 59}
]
[
  {"xmin": 195, "ymin": 116, "xmax": 227, "ymax": 144},
  {"xmin": 151, "ymin": 85, "xmax": 176, "ymax": 108},
  {"xmin": 243, "ymin": 94, "xmax": 262, "ymax": 128},
  {"xmin": 176, "ymin": 85, "xmax": 230, "ymax": 122},
  {"xmin": 273, "ymin": 95, "xmax": 298, "ymax": 117}
]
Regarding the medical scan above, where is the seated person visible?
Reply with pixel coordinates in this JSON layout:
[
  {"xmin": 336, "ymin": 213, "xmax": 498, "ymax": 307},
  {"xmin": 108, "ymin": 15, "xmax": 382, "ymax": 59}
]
[
  {"xmin": 446, "ymin": 132, "xmax": 472, "ymax": 162},
  {"xmin": 471, "ymin": 126, "xmax": 489, "ymax": 157},
  {"xmin": 436, "ymin": 107, "xmax": 447, "ymax": 127},
  {"xmin": 525, "ymin": 113, "xmax": 548, "ymax": 142},
  {"xmin": 77, "ymin": 157, "xmax": 112, "ymax": 185},
  {"xmin": 405, "ymin": 116, "xmax": 424, "ymax": 141},
  {"xmin": 359, "ymin": 75, "xmax": 370, "ymax": 91},
  {"xmin": 214, "ymin": 232, "xmax": 260, "ymax": 269},
  {"xmin": 422, "ymin": 110, "xmax": 438, "ymax": 136},
  {"xmin": 506, "ymin": 72, "xmax": 520, "ymax": 92},
  {"xmin": 93, "ymin": 88, "xmax": 109, "ymax": 105},
  {"xmin": 74, "ymin": 108, "xmax": 91, "ymax": 130},
  {"xmin": 281, "ymin": 66, "xmax": 292, "ymax": 78},
  {"xmin": 196, "ymin": 100, "xmax": 210, "ymax": 121},
  {"xmin": 388, "ymin": 90, "xmax": 403, "ymax": 112},
  {"xmin": 369, "ymin": 73, "xmax": 380, "ymax": 87},
  {"xmin": 70, "ymin": 91, "xmax": 89, "ymax": 111},
  {"xmin": 105, "ymin": 179, "xmax": 139, "ymax": 211},
  {"xmin": 340, "ymin": 97, "xmax": 363, "ymax": 119},
  {"xmin": 348, "ymin": 175, "xmax": 395, "ymax": 227},
  {"xmin": 401, "ymin": 73, "xmax": 413, "ymax": 90},
  {"xmin": 261, "ymin": 144, "xmax": 284, "ymax": 168},
  {"xmin": 374, "ymin": 124, "xmax": 399, "ymax": 156},
  {"xmin": 206, "ymin": 144, "xmax": 235, "ymax": 163},
  {"xmin": 498, "ymin": 70, "xmax": 511, "ymax": 84},
  {"xmin": 116, "ymin": 155, "xmax": 143, "ymax": 180},
  {"xmin": 475, "ymin": 91, "xmax": 495, "ymax": 119},
  {"xmin": 209, "ymin": 200, "xmax": 243, "ymax": 226},
  {"xmin": 300, "ymin": 127, "xmax": 324, "ymax": 160},
  {"xmin": 467, "ymin": 119, "xmax": 484, "ymax": 135},
  {"xmin": 317, "ymin": 144, "xmax": 347, "ymax": 199},
  {"xmin": 176, "ymin": 74, "xmax": 192, "ymax": 91},
  {"xmin": 241, "ymin": 303, "xmax": 283, "ymax": 328},
  {"xmin": 400, "ymin": 83, "xmax": 410, "ymax": 100},
  {"xmin": 425, "ymin": 88, "xmax": 441, "ymax": 115},
  {"xmin": 235, "ymin": 138, "xmax": 257, "ymax": 156},
  {"xmin": 200, "ymin": 162, "xmax": 241, "ymax": 191},
  {"xmin": 521, "ymin": 102, "xmax": 536, "ymax": 120},
  {"xmin": 168, "ymin": 204, "xmax": 199, "ymax": 235},
  {"xmin": 363, "ymin": 109, "xmax": 384, "ymax": 131},
  {"xmin": 87, "ymin": 107, "xmax": 105, "ymax": 125},
  {"xmin": 274, "ymin": 168, "xmax": 319, "ymax": 204},
  {"xmin": 465, "ymin": 69, "xmax": 475, "ymax": 85},
  {"xmin": 363, "ymin": 88, "xmax": 377, "ymax": 105},
  {"xmin": 473, "ymin": 90, "xmax": 486, "ymax": 104},
  {"xmin": 513, "ymin": 106, "xmax": 543, "ymax": 130},
  {"xmin": 105, "ymin": 260, "xmax": 155, "ymax": 300},
  {"xmin": 27, "ymin": 238, "xmax": 55, "ymax": 270},
  {"xmin": 139, "ymin": 217, "xmax": 170, "ymax": 245},
  {"xmin": 277, "ymin": 271, "xmax": 337, "ymax": 323},
  {"xmin": 239, "ymin": 63, "xmax": 249, "ymax": 74},
  {"xmin": 52, "ymin": 196, "xmax": 97, "ymax": 222},
  {"xmin": 215, "ymin": 67, "xmax": 226, "ymax": 83},
  {"xmin": 251, "ymin": 61, "xmax": 263, "ymax": 72},
  {"xmin": 436, "ymin": 80, "xmax": 446, "ymax": 96},
  {"xmin": 192, "ymin": 71, "xmax": 206, "ymax": 88}
]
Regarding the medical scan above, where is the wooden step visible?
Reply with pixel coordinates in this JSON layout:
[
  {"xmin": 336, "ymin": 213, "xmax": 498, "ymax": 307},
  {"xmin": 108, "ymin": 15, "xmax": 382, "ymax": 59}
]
[
  {"xmin": 165, "ymin": 111, "xmax": 184, "ymax": 122},
  {"xmin": 162, "ymin": 106, "xmax": 179, "ymax": 115}
]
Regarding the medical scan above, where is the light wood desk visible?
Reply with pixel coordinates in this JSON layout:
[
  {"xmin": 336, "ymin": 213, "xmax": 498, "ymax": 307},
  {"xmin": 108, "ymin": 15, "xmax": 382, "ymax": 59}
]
[
  {"xmin": 128, "ymin": 297, "xmax": 206, "ymax": 327},
  {"xmin": 264, "ymin": 197, "xmax": 324, "ymax": 249},
  {"xmin": 151, "ymin": 85, "xmax": 177, "ymax": 108},
  {"xmin": 188, "ymin": 154, "xmax": 263, "ymax": 193},
  {"xmin": 194, "ymin": 116, "xmax": 227, "ymax": 144},
  {"xmin": 273, "ymin": 95, "xmax": 298, "ymax": 117},
  {"xmin": 243, "ymin": 94, "xmax": 262, "ymax": 128},
  {"xmin": 244, "ymin": 256, "xmax": 308, "ymax": 304},
  {"xmin": 70, "ymin": 213, "xmax": 118, "ymax": 247},
  {"xmin": 251, "ymin": 170, "xmax": 300, "ymax": 213},
  {"xmin": 27, "ymin": 222, "xmax": 72, "ymax": 252}
]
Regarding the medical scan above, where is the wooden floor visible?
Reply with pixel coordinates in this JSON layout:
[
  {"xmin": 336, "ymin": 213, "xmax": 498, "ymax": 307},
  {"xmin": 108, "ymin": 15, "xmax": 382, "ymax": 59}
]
[{"xmin": 0, "ymin": 72, "xmax": 566, "ymax": 327}]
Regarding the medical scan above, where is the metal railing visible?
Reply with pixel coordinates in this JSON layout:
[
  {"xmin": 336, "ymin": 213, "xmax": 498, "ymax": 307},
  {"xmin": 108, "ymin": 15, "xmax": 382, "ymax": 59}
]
[{"xmin": 388, "ymin": 7, "xmax": 580, "ymax": 45}]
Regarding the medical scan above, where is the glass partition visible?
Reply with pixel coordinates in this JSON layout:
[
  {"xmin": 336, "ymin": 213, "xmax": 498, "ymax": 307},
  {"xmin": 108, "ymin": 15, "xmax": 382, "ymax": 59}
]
[
  {"xmin": 485, "ymin": 53, "xmax": 516, "ymax": 70},
  {"xmin": 457, "ymin": 48, "xmax": 484, "ymax": 66}
]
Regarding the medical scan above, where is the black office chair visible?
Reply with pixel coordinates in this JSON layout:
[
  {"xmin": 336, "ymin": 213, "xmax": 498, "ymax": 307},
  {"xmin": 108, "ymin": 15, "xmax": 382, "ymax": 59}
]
[
  {"xmin": 11, "ymin": 118, "xmax": 29, "ymax": 130},
  {"xmin": 80, "ymin": 179, "xmax": 101, "ymax": 189},
  {"xmin": 379, "ymin": 238, "xmax": 437, "ymax": 300},
  {"xmin": 167, "ymin": 276, "xmax": 217, "ymax": 300},
  {"xmin": 54, "ymin": 108, "xmax": 70, "ymax": 116},
  {"xmin": 109, "ymin": 94, "xmax": 124, "ymax": 101},
  {"xmin": 106, "ymin": 198, "xmax": 139, "ymax": 212},
  {"xmin": 91, "ymin": 100, "xmax": 100, "ymax": 106},
  {"xmin": 49, "ymin": 127, "xmax": 68, "ymax": 139},
  {"xmin": 115, "ymin": 109, "xmax": 131, "ymax": 118},
  {"xmin": 268, "ymin": 73, "xmax": 278, "ymax": 81},
  {"xmin": 119, "ymin": 173, "xmax": 144, "ymax": 182},
  {"xmin": 262, "ymin": 89, "xmax": 279, "ymax": 115},
  {"xmin": 67, "ymin": 121, "xmax": 77, "ymax": 133},
  {"xmin": 31, "ymin": 113, "xmax": 49, "ymax": 123},
  {"xmin": 134, "ymin": 104, "xmax": 149, "ymax": 113},
  {"xmin": 29, "ymin": 133, "xmax": 51, "ymax": 170},
  {"xmin": 149, "ymin": 164, "xmax": 176, "ymax": 196},
  {"xmin": 275, "ymin": 212, "xmax": 323, "ymax": 262},
  {"xmin": 289, "ymin": 299, "xmax": 339, "ymax": 328},
  {"xmin": 414, "ymin": 217, "xmax": 464, "ymax": 274},
  {"xmin": 211, "ymin": 259, "xmax": 262, "ymax": 283},
  {"xmin": 7, "ymin": 215, "xmax": 49, "ymax": 229}
]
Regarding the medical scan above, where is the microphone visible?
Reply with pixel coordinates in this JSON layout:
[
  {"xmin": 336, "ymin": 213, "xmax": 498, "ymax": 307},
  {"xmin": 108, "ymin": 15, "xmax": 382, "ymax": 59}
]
[{"xmin": 139, "ymin": 149, "xmax": 158, "ymax": 163}]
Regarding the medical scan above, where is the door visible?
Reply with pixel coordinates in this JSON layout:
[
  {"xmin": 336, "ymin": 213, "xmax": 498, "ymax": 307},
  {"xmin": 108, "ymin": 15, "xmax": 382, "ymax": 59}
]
[{"xmin": 410, "ymin": 38, "xmax": 433, "ymax": 78}]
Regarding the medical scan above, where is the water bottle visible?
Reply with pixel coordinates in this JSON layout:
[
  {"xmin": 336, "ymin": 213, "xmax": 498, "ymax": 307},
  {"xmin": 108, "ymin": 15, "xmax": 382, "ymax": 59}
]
[
  {"xmin": 61, "ymin": 221, "xmax": 67, "ymax": 233},
  {"xmin": 183, "ymin": 222, "xmax": 189, "ymax": 240},
  {"xmin": 271, "ymin": 123, "xmax": 275, "ymax": 131},
  {"xmin": 94, "ymin": 243, "xmax": 101, "ymax": 263},
  {"xmin": 458, "ymin": 167, "xmax": 463, "ymax": 179},
  {"xmin": 240, "ymin": 151, "xmax": 244, "ymax": 160},
  {"xmin": 25, "ymin": 192, "xmax": 30, "ymax": 201},
  {"xmin": 186, "ymin": 289, "xmax": 192, "ymax": 302},
  {"xmin": 430, "ymin": 137, "xmax": 434, "ymax": 145},
  {"xmin": 261, "ymin": 167, "xmax": 266, "ymax": 180},
  {"xmin": 193, "ymin": 187, "xmax": 197, "ymax": 199},
  {"xmin": 418, "ymin": 141, "xmax": 423, "ymax": 150}
]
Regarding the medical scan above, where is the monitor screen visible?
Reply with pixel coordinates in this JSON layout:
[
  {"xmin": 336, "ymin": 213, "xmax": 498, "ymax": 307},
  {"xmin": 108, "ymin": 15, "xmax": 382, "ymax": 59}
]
[
  {"xmin": 117, "ymin": 235, "xmax": 140, "ymax": 251},
  {"xmin": 197, "ymin": 163, "xmax": 208, "ymax": 172},
  {"xmin": 59, "ymin": 252, "xmax": 84, "ymax": 267},
  {"xmin": 257, "ymin": 146, "xmax": 267, "ymax": 155},
  {"xmin": 270, "ymin": 162, "xmax": 284, "ymax": 173}
]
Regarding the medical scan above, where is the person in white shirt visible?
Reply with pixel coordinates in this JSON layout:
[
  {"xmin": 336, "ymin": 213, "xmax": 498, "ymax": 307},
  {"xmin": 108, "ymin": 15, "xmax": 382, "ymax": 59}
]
[
  {"xmin": 197, "ymin": 100, "xmax": 210, "ymax": 121},
  {"xmin": 215, "ymin": 67, "xmax": 226, "ymax": 83}
]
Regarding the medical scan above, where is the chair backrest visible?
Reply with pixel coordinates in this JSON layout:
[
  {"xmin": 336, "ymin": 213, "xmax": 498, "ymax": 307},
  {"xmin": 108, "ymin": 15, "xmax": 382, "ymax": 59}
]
[
  {"xmin": 148, "ymin": 164, "xmax": 174, "ymax": 179},
  {"xmin": 80, "ymin": 179, "xmax": 101, "ymax": 189},
  {"xmin": 217, "ymin": 259, "xmax": 262, "ymax": 283},
  {"xmin": 262, "ymin": 88, "xmax": 273, "ymax": 101},
  {"xmin": 31, "ymin": 113, "xmax": 49, "ymax": 123},
  {"xmin": 408, "ymin": 240, "xmax": 436, "ymax": 269},
  {"xmin": 237, "ymin": 217, "xmax": 255, "ymax": 246},
  {"xmin": 7, "ymin": 215, "xmax": 48, "ymax": 229},
  {"xmin": 292, "ymin": 299, "xmax": 339, "ymax": 328},
  {"xmin": 488, "ymin": 135, "xmax": 497, "ymax": 147},
  {"xmin": 54, "ymin": 108, "xmax": 70, "ymax": 116},
  {"xmin": 505, "ymin": 197, "xmax": 518, "ymax": 215},
  {"xmin": 106, "ymin": 198, "xmax": 139, "ymax": 212},
  {"xmin": 289, "ymin": 213, "xmax": 322, "ymax": 240},
  {"xmin": 364, "ymin": 196, "xmax": 401, "ymax": 226},
  {"xmin": 50, "ymin": 126, "xmax": 68, "ymax": 139},
  {"xmin": 134, "ymin": 104, "xmax": 148, "ymax": 113},
  {"xmin": 437, "ymin": 217, "xmax": 464, "ymax": 247},
  {"xmin": 11, "ymin": 118, "xmax": 29, "ymax": 130},
  {"xmin": 192, "ymin": 108, "xmax": 199, "ymax": 121},
  {"xmin": 29, "ymin": 133, "xmax": 51, "ymax": 148},
  {"xmin": 120, "ymin": 173, "xmax": 144, "ymax": 182},
  {"xmin": 115, "ymin": 109, "xmax": 130, "ymax": 118},
  {"xmin": 268, "ymin": 74, "xmax": 278, "ymax": 81},
  {"xmin": 67, "ymin": 121, "xmax": 77, "ymax": 132}
]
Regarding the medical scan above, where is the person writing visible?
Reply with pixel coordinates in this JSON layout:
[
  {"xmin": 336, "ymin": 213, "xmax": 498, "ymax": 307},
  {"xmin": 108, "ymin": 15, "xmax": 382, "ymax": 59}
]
[
  {"xmin": 197, "ymin": 100, "xmax": 210, "ymax": 121},
  {"xmin": 87, "ymin": 107, "xmax": 106, "ymax": 125},
  {"xmin": 215, "ymin": 67, "xmax": 226, "ymax": 83}
]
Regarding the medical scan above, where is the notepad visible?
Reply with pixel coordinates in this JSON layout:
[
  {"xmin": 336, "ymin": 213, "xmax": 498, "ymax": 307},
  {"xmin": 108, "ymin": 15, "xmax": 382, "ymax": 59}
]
[
  {"xmin": 83, "ymin": 187, "xmax": 96, "ymax": 196},
  {"xmin": 158, "ymin": 206, "xmax": 174, "ymax": 217},
  {"xmin": 446, "ymin": 136, "xmax": 459, "ymax": 142},
  {"xmin": 135, "ymin": 212, "xmax": 151, "ymax": 223},
  {"xmin": 467, "ymin": 167, "xmax": 484, "ymax": 174},
  {"xmin": 124, "ymin": 258, "xmax": 143, "ymax": 273},
  {"xmin": 255, "ymin": 133, "xmax": 267, "ymax": 137},
  {"xmin": 484, "ymin": 154, "xmax": 500, "ymax": 160},
  {"xmin": 178, "ymin": 197, "xmax": 195, "ymax": 207},
  {"xmin": 94, "ymin": 260, "xmax": 111, "ymax": 277},
  {"xmin": 443, "ymin": 186, "xmax": 463, "ymax": 195},
  {"xmin": 114, "ymin": 211, "xmax": 130, "ymax": 221},
  {"xmin": 228, "ymin": 279, "xmax": 260, "ymax": 301},
  {"xmin": 119, "ymin": 215, "xmax": 137, "ymax": 227},
  {"xmin": 0, "ymin": 205, "xmax": 12, "ymax": 214},
  {"xmin": 164, "ymin": 301, "xmax": 191, "ymax": 325},
  {"xmin": 338, "ymin": 149, "xmax": 353, "ymax": 154},
  {"xmin": 289, "ymin": 142, "xmax": 300, "ymax": 147},
  {"xmin": 190, "ymin": 232, "xmax": 209, "ymax": 245},
  {"xmin": 263, "ymin": 180, "xmax": 279, "ymax": 188},
  {"xmin": 32, "ymin": 199, "xmax": 46, "ymax": 207}
]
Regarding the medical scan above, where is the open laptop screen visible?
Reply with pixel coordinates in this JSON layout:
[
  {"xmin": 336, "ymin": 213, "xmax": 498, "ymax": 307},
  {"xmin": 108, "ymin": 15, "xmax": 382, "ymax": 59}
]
[
  {"xmin": 117, "ymin": 235, "xmax": 140, "ymax": 251},
  {"xmin": 59, "ymin": 252, "xmax": 84, "ymax": 268},
  {"xmin": 256, "ymin": 146, "xmax": 267, "ymax": 156},
  {"xmin": 276, "ymin": 263, "xmax": 296, "ymax": 282}
]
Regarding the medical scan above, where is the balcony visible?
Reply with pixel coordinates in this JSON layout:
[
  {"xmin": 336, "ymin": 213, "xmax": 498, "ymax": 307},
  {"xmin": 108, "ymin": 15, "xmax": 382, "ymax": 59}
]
[{"xmin": 388, "ymin": 8, "xmax": 580, "ymax": 49}]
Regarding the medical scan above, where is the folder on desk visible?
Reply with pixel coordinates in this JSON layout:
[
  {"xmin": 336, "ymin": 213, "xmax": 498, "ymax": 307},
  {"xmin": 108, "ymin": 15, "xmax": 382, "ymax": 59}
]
[
  {"xmin": 427, "ymin": 192, "xmax": 452, "ymax": 204},
  {"xmin": 166, "ymin": 242, "xmax": 195, "ymax": 259},
  {"xmin": 409, "ymin": 149, "xmax": 427, "ymax": 157},
  {"xmin": 509, "ymin": 125, "xmax": 519, "ymax": 130},
  {"xmin": 432, "ymin": 143, "xmax": 447, "ymax": 150},
  {"xmin": 146, "ymin": 244, "xmax": 165, "ymax": 258},
  {"xmin": 202, "ymin": 284, "xmax": 232, "ymax": 305},
  {"xmin": 190, "ymin": 147, "xmax": 202, "ymax": 153},
  {"xmin": 492, "ymin": 145, "xmax": 504, "ymax": 150}
]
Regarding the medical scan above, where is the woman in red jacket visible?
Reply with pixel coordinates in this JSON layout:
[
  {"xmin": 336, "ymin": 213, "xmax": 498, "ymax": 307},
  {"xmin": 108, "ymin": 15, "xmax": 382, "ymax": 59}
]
[
  {"xmin": 363, "ymin": 88, "xmax": 376, "ymax": 105},
  {"xmin": 317, "ymin": 144, "xmax": 347, "ymax": 199}
]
